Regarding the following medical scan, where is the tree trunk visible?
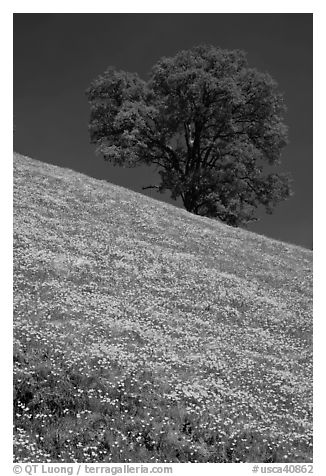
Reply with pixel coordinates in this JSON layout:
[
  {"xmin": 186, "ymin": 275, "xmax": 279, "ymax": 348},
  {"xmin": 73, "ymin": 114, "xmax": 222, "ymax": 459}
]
[{"xmin": 183, "ymin": 191, "xmax": 199, "ymax": 214}]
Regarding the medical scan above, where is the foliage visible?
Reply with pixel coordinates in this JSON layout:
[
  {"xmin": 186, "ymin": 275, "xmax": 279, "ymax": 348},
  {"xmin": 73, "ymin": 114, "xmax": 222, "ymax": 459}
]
[{"xmin": 86, "ymin": 45, "xmax": 292, "ymax": 226}]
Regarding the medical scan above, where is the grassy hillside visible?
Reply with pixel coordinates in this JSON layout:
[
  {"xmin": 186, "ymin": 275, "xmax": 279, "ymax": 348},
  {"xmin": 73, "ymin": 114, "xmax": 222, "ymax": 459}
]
[{"xmin": 13, "ymin": 152, "xmax": 313, "ymax": 463}]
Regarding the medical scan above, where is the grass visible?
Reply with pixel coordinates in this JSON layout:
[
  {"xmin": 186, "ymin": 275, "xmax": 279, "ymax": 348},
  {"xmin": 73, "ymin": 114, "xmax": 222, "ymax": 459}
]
[{"xmin": 13, "ymin": 151, "xmax": 313, "ymax": 463}]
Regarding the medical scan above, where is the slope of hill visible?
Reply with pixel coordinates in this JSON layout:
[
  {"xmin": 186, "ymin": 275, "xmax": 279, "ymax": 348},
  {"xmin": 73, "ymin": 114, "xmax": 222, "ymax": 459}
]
[{"xmin": 13, "ymin": 152, "xmax": 313, "ymax": 463}]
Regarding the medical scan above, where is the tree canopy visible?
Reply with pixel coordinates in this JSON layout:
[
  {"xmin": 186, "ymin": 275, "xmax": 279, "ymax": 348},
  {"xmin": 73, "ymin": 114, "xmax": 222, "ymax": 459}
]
[{"xmin": 86, "ymin": 45, "xmax": 292, "ymax": 226}]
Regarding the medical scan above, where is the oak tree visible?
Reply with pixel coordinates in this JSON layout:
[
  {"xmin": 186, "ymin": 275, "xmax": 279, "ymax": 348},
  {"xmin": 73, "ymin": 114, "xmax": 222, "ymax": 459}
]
[{"xmin": 86, "ymin": 45, "xmax": 292, "ymax": 226}]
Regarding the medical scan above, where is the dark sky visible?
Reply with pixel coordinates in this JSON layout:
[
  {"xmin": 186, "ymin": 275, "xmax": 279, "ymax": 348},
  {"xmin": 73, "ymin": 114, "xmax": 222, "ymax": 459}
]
[{"xmin": 13, "ymin": 13, "xmax": 312, "ymax": 249}]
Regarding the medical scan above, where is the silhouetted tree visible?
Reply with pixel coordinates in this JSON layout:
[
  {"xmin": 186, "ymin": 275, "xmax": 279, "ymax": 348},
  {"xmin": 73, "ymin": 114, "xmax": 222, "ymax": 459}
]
[{"xmin": 86, "ymin": 45, "xmax": 292, "ymax": 226}]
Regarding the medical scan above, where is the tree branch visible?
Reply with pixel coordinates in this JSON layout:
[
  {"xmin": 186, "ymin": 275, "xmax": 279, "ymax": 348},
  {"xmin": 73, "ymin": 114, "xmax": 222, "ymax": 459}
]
[{"xmin": 142, "ymin": 185, "xmax": 161, "ymax": 191}]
